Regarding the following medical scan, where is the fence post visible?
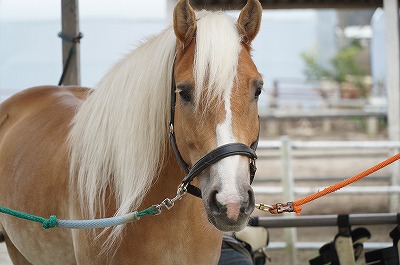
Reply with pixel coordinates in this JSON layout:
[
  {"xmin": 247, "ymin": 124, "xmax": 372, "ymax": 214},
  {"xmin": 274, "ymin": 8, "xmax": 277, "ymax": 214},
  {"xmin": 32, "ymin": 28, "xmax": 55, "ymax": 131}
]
[
  {"xmin": 384, "ymin": 0, "xmax": 400, "ymax": 143},
  {"xmin": 281, "ymin": 136, "xmax": 298, "ymax": 265},
  {"xmin": 390, "ymin": 147, "xmax": 400, "ymax": 212},
  {"xmin": 367, "ymin": 117, "xmax": 378, "ymax": 138}
]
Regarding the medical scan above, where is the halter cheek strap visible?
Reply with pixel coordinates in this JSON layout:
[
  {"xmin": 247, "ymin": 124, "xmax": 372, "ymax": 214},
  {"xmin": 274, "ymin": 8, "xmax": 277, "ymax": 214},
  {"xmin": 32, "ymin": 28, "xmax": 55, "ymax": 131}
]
[{"xmin": 169, "ymin": 57, "xmax": 259, "ymax": 198}]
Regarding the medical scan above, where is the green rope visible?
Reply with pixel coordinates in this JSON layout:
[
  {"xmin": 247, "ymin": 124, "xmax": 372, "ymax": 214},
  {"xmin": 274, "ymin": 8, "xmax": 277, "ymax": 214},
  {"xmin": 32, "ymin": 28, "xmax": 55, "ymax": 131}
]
[
  {"xmin": 136, "ymin": 205, "xmax": 160, "ymax": 218},
  {"xmin": 0, "ymin": 204, "xmax": 159, "ymax": 230},
  {"xmin": 0, "ymin": 205, "xmax": 58, "ymax": 229}
]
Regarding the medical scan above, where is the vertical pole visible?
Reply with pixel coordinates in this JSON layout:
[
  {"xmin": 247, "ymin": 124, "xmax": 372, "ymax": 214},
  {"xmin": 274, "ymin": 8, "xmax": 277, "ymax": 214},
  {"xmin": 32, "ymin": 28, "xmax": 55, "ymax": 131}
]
[
  {"xmin": 167, "ymin": 0, "xmax": 178, "ymax": 24},
  {"xmin": 61, "ymin": 0, "xmax": 81, "ymax": 85},
  {"xmin": 322, "ymin": 118, "xmax": 332, "ymax": 134},
  {"xmin": 384, "ymin": 0, "xmax": 400, "ymax": 212},
  {"xmin": 281, "ymin": 136, "xmax": 297, "ymax": 265},
  {"xmin": 384, "ymin": 0, "xmax": 400, "ymax": 142},
  {"xmin": 366, "ymin": 116, "xmax": 378, "ymax": 138},
  {"xmin": 391, "ymin": 147, "xmax": 400, "ymax": 212}
]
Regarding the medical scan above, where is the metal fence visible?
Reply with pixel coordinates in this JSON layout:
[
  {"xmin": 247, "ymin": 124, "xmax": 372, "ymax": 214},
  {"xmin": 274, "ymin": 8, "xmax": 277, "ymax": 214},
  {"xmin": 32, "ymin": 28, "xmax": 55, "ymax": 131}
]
[{"xmin": 253, "ymin": 137, "xmax": 400, "ymax": 264}]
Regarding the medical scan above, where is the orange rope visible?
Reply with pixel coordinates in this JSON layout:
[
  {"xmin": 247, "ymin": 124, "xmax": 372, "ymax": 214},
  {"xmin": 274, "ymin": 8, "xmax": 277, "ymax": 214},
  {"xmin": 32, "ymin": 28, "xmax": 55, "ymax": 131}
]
[{"xmin": 268, "ymin": 152, "xmax": 400, "ymax": 215}]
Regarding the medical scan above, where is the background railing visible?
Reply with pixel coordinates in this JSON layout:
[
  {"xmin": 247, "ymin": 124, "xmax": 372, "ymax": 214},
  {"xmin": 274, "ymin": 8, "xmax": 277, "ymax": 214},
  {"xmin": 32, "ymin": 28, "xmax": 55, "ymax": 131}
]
[{"xmin": 253, "ymin": 137, "xmax": 400, "ymax": 264}]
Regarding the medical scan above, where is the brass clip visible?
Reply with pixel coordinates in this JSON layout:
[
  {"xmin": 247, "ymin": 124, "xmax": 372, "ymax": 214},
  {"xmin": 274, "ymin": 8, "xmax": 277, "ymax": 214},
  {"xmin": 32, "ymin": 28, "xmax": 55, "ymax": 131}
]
[{"xmin": 255, "ymin": 203, "xmax": 274, "ymax": 212}]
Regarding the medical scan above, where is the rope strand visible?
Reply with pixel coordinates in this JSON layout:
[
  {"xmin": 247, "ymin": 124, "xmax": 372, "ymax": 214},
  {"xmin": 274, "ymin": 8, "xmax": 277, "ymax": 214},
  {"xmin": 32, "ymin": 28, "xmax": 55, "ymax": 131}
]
[
  {"xmin": 0, "ymin": 206, "xmax": 57, "ymax": 229},
  {"xmin": 292, "ymin": 152, "xmax": 400, "ymax": 215},
  {"xmin": 263, "ymin": 152, "xmax": 400, "ymax": 215}
]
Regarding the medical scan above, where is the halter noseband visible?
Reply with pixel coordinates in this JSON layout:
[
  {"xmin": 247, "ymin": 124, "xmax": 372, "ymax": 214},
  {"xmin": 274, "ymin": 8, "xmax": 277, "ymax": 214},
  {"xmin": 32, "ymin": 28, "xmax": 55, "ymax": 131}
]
[{"xmin": 169, "ymin": 57, "xmax": 259, "ymax": 198}]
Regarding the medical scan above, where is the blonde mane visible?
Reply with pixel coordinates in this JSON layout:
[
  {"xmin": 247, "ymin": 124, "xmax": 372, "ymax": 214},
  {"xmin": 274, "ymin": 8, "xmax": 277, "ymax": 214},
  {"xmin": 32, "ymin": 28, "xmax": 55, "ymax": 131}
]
[{"xmin": 68, "ymin": 11, "xmax": 242, "ymax": 243}]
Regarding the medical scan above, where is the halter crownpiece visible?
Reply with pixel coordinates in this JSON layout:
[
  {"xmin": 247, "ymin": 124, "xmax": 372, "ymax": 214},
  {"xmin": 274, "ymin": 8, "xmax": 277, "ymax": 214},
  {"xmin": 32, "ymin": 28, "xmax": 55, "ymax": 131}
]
[{"xmin": 168, "ymin": 57, "xmax": 259, "ymax": 198}]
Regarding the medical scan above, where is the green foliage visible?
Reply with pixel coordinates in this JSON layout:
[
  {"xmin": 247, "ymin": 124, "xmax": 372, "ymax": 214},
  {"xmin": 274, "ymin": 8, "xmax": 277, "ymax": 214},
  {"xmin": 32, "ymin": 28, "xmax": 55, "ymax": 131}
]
[
  {"xmin": 302, "ymin": 52, "xmax": 331, "ymax": 81},
  {"xmin": 302, "ymin": 41, "xmax": 368, "ymax": 97}
]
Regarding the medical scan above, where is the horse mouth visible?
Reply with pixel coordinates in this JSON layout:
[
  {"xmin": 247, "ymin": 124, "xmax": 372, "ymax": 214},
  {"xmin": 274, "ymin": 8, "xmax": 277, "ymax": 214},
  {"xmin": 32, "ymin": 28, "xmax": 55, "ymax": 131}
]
[{"xmin": 206, "ymin": 211, "xmax": 251, "ymax": 232}]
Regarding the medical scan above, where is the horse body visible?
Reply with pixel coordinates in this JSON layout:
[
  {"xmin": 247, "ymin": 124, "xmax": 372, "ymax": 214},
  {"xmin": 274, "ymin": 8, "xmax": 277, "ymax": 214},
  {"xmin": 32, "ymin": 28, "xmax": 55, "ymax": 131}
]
[
  {"xmin": 0, "ymin": 86, "xmax": 84, "ymax": 264},
  {"xmin": 0, "ymin": 86, "xmax": 221, "ymax": 264},
  {"xmin": 0, "ymin": 1, "xmax": 263, "ymax": 264}
]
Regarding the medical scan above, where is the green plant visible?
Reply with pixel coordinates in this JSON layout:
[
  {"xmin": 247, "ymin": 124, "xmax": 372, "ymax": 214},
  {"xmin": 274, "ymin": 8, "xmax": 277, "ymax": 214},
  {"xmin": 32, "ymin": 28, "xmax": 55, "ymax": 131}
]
[{"xmin": 302, "ymin": 41, "xmax": 368, "ymax": 98}]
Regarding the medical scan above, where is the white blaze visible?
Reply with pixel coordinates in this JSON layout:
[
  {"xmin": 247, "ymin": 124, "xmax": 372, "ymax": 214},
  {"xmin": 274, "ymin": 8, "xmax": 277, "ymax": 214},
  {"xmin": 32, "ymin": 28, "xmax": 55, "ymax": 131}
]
[{"xmin": 213, "ymin": 90, "xmax": 248, "ymax": 220}]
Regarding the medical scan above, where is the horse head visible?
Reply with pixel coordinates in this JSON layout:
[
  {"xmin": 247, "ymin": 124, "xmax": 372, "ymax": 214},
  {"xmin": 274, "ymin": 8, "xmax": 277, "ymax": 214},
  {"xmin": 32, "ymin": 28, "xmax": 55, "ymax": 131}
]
[{"xmin": 171, "ymin": 0, "xmax": 263, "ymax": 232}]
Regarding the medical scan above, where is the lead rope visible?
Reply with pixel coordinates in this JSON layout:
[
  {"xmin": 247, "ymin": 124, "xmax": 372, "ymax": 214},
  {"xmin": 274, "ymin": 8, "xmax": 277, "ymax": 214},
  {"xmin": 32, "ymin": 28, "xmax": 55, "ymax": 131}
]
[
  {"xmin": 0, "ymin": 184, "xmax": 187, "ymax": 229},
  {"xmin": 256, "ymin": 152, "xmax": 400, "ymax": 215}
]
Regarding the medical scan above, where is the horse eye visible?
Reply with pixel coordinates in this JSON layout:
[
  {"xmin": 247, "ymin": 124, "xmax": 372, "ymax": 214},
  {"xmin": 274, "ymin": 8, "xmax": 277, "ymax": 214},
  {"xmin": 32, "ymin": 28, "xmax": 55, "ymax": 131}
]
[
  {"xmin": 177, "ymin": 83, "xmax": 193, "ymax": 103},
  {"xmin": 255, "ymin": 87, "xmax": 262, "ymax": 99},
  {"xmin": 179, "ymin": 89, "xmax": 192, "ymax": 102},
  {"xmin": 253, "ymin": 79, "xmax": 263, "ymax": 100}
]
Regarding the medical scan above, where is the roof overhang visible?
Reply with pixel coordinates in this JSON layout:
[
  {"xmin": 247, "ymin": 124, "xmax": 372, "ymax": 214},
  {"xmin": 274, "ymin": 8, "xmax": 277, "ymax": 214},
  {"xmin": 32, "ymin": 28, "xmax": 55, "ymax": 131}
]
[{"xmin": 190, "ymin": 0, "xmax": 392, "ymax": 10}]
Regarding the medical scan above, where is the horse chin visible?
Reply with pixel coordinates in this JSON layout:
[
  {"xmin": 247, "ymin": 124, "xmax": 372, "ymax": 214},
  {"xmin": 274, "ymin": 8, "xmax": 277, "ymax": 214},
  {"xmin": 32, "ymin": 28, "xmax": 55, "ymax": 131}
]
[{"xmin": 206, "ymin": 211, "xmax": 250, "ymax": 232}]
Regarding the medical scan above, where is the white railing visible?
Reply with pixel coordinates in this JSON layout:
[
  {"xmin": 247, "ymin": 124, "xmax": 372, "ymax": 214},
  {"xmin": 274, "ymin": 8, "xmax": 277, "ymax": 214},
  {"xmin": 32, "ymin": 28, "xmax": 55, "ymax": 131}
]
[
  {"xmin": 259, "ymin": 110, "xmax": 387, "ymax": 137},
  {"xmin": 253, "ymin": 137, "xmax": 400, "ymax": 265},
  {"xmin": 256, "ymin": 137, "xmax": 400, "ymax": 208}
]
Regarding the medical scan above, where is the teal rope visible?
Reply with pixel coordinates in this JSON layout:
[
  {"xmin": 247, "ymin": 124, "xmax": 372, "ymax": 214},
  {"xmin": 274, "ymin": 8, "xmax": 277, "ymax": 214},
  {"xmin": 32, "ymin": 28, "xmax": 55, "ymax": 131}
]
[{"xmin": 0, "ymin": 206, "xmax": 57, "ymax": 229}]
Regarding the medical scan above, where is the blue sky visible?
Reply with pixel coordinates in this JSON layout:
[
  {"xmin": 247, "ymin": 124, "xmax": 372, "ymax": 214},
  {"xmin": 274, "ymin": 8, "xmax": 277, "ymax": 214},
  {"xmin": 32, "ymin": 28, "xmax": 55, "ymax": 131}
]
[{"xmin": 1, "ymin": 0, "xmax": 335, "ymax": 110}]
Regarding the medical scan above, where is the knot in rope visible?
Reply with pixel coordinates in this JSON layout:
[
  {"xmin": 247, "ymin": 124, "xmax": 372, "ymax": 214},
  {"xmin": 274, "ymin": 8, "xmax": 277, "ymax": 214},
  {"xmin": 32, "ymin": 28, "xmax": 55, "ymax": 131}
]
[
  {"xmin": 58, "ymin": 32, "xmax": 83, "ymax": 44},
  {"xmin": 42, "ymin": 215, "xmax": 58, "ymax": 229},
  {"xmin": 57, "ymin": 32, "xmax": 84, "ymax": 86}
]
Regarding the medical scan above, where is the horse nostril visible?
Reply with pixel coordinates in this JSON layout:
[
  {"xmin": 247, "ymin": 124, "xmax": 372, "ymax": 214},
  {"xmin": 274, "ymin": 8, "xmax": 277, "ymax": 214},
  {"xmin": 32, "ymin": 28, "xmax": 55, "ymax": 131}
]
[
  {"xmin": 244, "ymin": 188, "xmax": 255, "ymax": 214},
  {"xmin": 210, "ymin": 190, "xmax": 221, "ymax": 214}
]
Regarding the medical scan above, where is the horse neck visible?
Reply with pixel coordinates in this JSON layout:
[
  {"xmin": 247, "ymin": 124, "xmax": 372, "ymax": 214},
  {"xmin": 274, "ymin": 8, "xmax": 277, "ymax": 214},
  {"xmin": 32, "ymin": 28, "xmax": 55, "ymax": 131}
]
[
  {"xmin": 143, "ymin": 147, "xmax": 196, "ymax": 208},
  {"xmin": 136, "ymin": 147, "xmax": 223, "ymax": 262},
  {"xmin": 145, "ymin": 146, "xmax": 219, "ymax": 228}
]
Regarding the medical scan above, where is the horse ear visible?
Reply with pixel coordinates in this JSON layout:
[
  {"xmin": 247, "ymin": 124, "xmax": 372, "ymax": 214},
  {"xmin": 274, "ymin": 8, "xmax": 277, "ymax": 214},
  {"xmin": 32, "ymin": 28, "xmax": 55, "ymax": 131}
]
[
  {"xmin": 173, "ymin": 0, "xmax": 197, "ymax": 47},
  {"xmin": 237, "ymin": 0, "xmax": 262, "ymax": 44}
]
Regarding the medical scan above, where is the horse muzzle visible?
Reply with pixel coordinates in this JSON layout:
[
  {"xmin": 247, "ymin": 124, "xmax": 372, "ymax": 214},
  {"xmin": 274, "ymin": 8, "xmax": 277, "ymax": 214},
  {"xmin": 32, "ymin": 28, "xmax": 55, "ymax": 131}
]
[{"xmin": 205, "ymin": 184, "xmax": 255, "ymax": 231}]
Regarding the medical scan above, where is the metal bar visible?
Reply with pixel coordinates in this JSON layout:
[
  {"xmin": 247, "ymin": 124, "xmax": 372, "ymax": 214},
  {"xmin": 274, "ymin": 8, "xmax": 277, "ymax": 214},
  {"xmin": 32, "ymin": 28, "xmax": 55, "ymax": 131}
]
[
  {"xmin": 391, "ymin": 147, "xmax": 400, "ymax": 212},
  {"xmin": 258, "ymin": 140, "xmax": 400, "ymax": 149},
  {"xmin": 254, "ymin": 175, "xmax": 391, "ymax": 183},
  {"xmin": 280, "ymin": 136, "xmax": 297, "ymax": 265},
  {"xmin": 255, "ymin": 213, "xmax": 399, "ymax": 228},
  {"xmin": 267, "ymin": 242, "xmax": 393, "ymax": 250},
  {"xmin": 260, "ymin": 111, "xmax": 386, "ymax": 120},
  {"xmin": 292, "ymin": 141, "xmax": 400, "ymax": 149},
  {"xmin": 253, "ymin": 185, "xmax": 400, "ymax": 195}
]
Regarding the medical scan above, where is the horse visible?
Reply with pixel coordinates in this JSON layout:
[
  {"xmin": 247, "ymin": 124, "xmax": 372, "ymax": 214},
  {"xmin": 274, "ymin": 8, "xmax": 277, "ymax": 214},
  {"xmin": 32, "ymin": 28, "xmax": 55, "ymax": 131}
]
[{"xmin": 0, "ymin": 0, "xmax": 263, "ymax": 264}]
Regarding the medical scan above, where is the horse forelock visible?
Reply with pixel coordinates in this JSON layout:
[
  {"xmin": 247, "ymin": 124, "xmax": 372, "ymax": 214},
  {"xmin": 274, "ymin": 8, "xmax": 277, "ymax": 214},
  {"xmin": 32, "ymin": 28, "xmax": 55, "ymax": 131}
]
[{"xmin": 193, "ymin": 11, "xmax": 242, "ymax": 110}]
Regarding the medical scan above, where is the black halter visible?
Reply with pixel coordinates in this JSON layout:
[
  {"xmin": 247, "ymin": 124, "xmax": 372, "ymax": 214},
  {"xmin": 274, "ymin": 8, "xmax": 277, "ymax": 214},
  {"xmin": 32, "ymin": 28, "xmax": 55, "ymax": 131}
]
[{"xmin": 169, "ymin": 58, "xmax": 259, "ymax": 198}]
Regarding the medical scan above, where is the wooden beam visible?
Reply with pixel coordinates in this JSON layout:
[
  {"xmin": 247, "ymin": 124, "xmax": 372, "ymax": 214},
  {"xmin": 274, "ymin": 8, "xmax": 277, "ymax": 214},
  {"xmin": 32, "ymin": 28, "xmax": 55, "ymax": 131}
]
[
  {"xmin": 60, "ymin": 0, "xmax": 81, "ymax": 85},
  {"xmin": 190, "ymin": 0, "xmax": 397, "ymax": 10}
]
